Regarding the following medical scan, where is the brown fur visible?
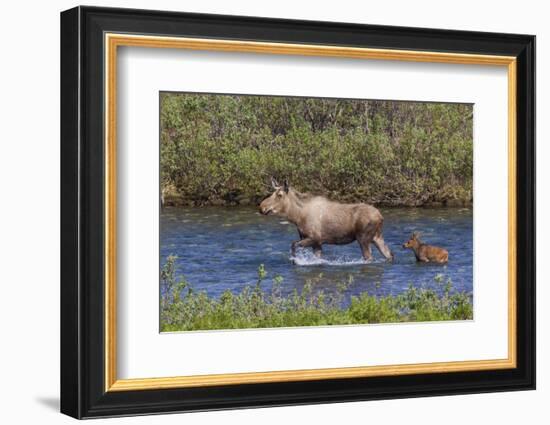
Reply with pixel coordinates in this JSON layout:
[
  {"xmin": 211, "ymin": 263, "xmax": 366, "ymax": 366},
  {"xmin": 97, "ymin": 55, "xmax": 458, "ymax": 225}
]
[
  {"xmin": 402, "ymin": 232, "xmax": 449, "ymax": 263},
  {"xmin": 259, "ymin": 178, "xmax": 393, "ymax": 261}
]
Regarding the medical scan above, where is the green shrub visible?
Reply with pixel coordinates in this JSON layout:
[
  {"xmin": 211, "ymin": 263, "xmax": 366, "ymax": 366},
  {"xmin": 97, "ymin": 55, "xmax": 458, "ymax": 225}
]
[
  {"xmin": 160, "ymin": 94, "xmax": 473, "ymax": 207},
  {"xmin": 160, "ymin": 256, "xmax": 473, "ymax": 332}
]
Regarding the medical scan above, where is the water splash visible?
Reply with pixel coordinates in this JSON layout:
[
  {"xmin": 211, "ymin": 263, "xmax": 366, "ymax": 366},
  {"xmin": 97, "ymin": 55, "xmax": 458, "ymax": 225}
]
[{"xmin": 290, "ymin": 249, "xmax": 377, "ymax": 266}]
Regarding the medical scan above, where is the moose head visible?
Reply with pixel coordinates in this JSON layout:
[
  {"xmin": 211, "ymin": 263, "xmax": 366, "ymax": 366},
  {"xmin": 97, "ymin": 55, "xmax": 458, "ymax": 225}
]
[
  {"xmin": 403, "ymin": 232, "xmax": 422, "ymax": 249},
  {"xmin": 259, "ymin": 177, "xmax": 291, "ymax": 216}
]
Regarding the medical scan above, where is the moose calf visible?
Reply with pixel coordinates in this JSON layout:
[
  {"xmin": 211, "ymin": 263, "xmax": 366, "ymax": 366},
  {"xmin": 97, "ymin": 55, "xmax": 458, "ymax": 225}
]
[{"xmin": 402, "ymin": 232, "xmax": 449, "ymax": 263}]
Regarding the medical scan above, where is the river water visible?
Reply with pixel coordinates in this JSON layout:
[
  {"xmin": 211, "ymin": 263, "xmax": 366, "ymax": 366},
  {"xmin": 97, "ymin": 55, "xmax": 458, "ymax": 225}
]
[{"xmin": 160, "ymin": 206, "xmax": 473, "ymax": 303}]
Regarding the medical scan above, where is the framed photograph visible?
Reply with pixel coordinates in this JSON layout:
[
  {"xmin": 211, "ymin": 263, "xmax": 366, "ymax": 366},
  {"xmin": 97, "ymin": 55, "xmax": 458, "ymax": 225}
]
[{"xmin": 60, "ymin": 6, "xmax": 535, "ymax": 419}]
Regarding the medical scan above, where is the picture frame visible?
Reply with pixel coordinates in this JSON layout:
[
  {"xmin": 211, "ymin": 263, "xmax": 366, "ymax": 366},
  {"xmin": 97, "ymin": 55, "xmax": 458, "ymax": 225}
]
[{"xmin": 60, "ymin": 5, "xmax": 535, "ymax": 419}]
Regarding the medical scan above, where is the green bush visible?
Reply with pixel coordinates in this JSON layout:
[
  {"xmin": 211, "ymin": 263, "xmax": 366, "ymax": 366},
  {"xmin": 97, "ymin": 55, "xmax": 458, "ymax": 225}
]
[
  {"xmin": 160, "ymin": 93, "xmax": 473, "ymax": 207},
  {"xmin": 160, "ymin": 256, "xmax": 473, "ymax": 332}
]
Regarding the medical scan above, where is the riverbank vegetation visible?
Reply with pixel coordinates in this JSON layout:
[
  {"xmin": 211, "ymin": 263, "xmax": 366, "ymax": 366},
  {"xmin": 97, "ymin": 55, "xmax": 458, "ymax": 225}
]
[
  {"xmin": 161, "ymin": 93, "xmax": 473, "ymax": 207},
  {"xmin": 160, "ymin": 256, "xmax": 473, "ymax": 332}
]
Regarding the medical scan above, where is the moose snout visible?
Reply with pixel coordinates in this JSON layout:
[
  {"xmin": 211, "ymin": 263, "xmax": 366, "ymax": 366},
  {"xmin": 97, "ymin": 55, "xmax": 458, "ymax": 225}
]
[
  {"xmin": 260, "ymin": 207, "xmax": 273, "ymax": 215},
  {"xmin": 259, "ymin": 204, "xmax": 271, "ymax": 215},
  {"xmin": 259, "ymin": 199, "xmax": 273, "ymax": 215}
]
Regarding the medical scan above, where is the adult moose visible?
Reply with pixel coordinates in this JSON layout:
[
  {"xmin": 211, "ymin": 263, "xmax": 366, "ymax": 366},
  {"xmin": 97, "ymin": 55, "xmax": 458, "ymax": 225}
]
[{"xmin": 259, "ymin": 178, "xmax": 393, "ymax": 262}]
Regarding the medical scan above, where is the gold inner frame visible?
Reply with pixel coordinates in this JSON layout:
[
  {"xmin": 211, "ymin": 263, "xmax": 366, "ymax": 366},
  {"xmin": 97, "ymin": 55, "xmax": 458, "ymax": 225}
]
[{"xmin": 104, "ymin": 33, "xmax": 517, "ymax": 392}]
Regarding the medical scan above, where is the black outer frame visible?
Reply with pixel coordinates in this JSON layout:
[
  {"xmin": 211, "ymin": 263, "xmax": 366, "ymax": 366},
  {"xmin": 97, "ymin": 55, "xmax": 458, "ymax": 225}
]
[{"xmin": 60, "ymin": 5, "xmax": 535, "ymax": 419}]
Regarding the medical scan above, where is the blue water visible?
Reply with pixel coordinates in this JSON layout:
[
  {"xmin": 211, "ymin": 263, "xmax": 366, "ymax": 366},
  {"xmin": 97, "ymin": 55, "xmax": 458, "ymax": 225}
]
[{"xmin": 160, "ymin": 206, "xmax": 473, "ymax": 304}]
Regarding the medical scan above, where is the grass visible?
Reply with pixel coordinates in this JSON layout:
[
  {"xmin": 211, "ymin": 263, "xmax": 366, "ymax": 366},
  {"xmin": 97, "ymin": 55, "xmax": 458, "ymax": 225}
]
[{"xmin": 160, "ymin": 256, "xmax": 473, "ymax": 332}]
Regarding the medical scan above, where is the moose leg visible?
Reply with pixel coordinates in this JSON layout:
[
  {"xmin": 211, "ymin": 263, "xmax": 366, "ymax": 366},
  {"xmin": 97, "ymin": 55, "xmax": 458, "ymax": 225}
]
[
  {"xmin": 357, "ymin": 233, "xmax": 373, "ymax": 261},
  {"xmin": 291, "ymin": 230, "xmax": 306, "ymax": 256},
  {"xmin": 359, "ymin": 241, "xmax": 373, "ymax": 262},
  {"xmin": 313, "ymin": 243, "xmax": 322, "ymax": 258},
  {"xmin": 291, "ymin": 240, "xmax": 298, "ymax": 256},
  {"xmin": 373, "ymin": 234, "xmax": 394, "ymax": 262},
  {"xmin": 291, "ymin": 238, "xmax": 317, "ymax": 256},
  {"xmin": 357, "ymin": 223, "xmax": 376, "ymax": 262}
]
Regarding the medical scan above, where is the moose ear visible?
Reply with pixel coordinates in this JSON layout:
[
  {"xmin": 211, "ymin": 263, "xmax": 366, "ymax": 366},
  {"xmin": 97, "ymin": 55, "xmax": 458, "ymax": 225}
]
[
  {"xmin": 283, "ymin": 179, "xmax": 289, "ymax": 193},
  {"xmin": 271, "ymin": 177, "xmax": 280, "ymax": 189}
]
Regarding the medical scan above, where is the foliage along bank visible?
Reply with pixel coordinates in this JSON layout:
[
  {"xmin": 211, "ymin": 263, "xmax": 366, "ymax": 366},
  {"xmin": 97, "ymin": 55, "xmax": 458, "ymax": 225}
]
[
  {"xmin": 160, "ymin": 256, "xmax": 473, "ymax": 332},
  {"xmin": 161, "ymin": 93, "xmax": 473, "ymax": 207}
]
